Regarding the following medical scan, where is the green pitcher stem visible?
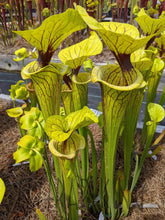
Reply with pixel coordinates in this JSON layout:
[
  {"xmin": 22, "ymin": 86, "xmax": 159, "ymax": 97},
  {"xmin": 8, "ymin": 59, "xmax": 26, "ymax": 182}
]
[
  {"xmin": 59, "ymin": 159, "xmax": 79, "ymax": 220},
  {"xmin": 159, "ymin": 85, "xmax": 165, "ymax": 106},
  {"xmin": 87, "ymin": 128, "xmax": 98, "ymax": 199},
  {"xmin": 13, "ymin": 100, "xmax": 15, "ymax": 108},
  {"xmin": 104, "ymin": 126, "xmax": 117, "ymax": 219},
  {"xmin": 53, "ymin": 155, "xmax": 66, "ymax": 219},
  {"xmin": 75, "ymin": 156, "xmax": 82, "ymax": 190},
  {"xmin": 141, "ymin": 69, "xmax": 163, "ymax": 145},
  {"xmin": 79, "ymin": 127, "xmax": 89, "ymax": 207},
  {"xmin": 101, "ymin": 85, "xmax": 131, "ymax": 220},
  {"xmin": 72, "ymin": 79, "xmax": 89, "ymax": 206},
  {"xmin": 131, "ymin": 122, "xmax": 156, "ymax": 192},
  {"xmin": 99, "ymin": 127, "xmax": 105, "ymax": 216},
  {"xmin": 123, "ymin": 89, "xmax": 145, "ymax": 190},
  {"xmin": 18, "ymin": 121, "xmax": 26, "ymax": 137},
  {"xmin": 103, "ymin": 100, "xmax": 118, "ymax": 219}
]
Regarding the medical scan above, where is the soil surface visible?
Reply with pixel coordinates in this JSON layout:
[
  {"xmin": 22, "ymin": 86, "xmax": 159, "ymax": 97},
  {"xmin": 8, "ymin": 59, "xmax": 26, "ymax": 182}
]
[{"xmin": 0, "ymin": 35, "xmax": 165, "ymax": 220}]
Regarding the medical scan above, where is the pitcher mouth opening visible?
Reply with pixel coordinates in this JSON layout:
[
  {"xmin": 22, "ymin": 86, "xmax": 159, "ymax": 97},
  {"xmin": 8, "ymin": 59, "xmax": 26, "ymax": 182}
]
[
  {"xmin": 21, "ymin": 61, "xmax": 58, "ymax": 80},
  {"xmin": 91, "ymin": 64, "xmax": 146, "ymax": 91},
  {"xmin": 72, "ymin": 72, "xmax": 92, "ymax": 85},
  {"xmin": 21, "ymin": 61, "xmax": 41, "ymax": 79}
]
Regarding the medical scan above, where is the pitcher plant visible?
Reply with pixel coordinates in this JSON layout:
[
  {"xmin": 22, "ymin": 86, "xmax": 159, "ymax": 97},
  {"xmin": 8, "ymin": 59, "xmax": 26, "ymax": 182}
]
[
  {"xmin": 59, "ymin": 30, "xmax": 102, "ymax": 207},
  {"xmin": 5, "ymin": 4, "xmax": 165, "ymax": 220},
  {"xmin": 134, "ymin": 10, "xmax": 165, "ymax": 144},
  {"xmin": 75, "ymin": 4, "xmax": 165, "ymax": 219},
  {"xmin": 15, "ymin": 8, "xmax": 87, "ymax": 119}
]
